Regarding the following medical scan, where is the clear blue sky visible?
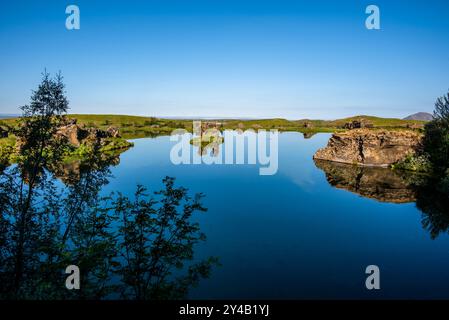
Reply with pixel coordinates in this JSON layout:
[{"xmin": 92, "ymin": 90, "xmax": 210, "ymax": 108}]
[{"xmin": 1, "ymin": 0, "xmax": 448, "ymax": 119}]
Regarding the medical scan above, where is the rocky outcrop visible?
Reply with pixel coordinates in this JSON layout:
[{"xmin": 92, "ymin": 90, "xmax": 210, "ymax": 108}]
[
  {"xmin": 106, "ymin": 126, "xmax": 120, "ymax": 138},
  {"xmin": 14, "ymin": 118, "xmax": 129, "ymax": 156},
  {"xmin": 303, "ymin": 121, "xmax": 313, "ymax": 128},
  {"xmin": 342, "ymin": 119, "xmax": 373, "ymax": 130},
  {"xmin": 313, "ymin": 129, "xmax": 422, "ymax": 167},
  {"xmin": 56, "ymin": 119, "xmax": 85, "ymax": 147},
  {"xmin": 56, "ymin": 119, "xmax": 121, "ymax": 147},
  {"xmin": 314, "ymin": 159, "xmax": 417, "ymax": 203}
]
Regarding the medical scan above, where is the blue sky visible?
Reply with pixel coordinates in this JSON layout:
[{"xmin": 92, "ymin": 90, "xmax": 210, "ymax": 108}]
[{"xmin": 1, "ymin": 0, "xmax": 448, "ymax": 119}]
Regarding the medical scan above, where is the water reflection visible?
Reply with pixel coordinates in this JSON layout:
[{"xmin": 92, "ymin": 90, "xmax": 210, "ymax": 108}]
[
  {"xmin": 314, "ymin": 159, "xmax": 449, "ymax": 239},
  {"xmin": 303, "ymin": 132, "xmax": 317, "ymax": 139},
  {"xmin": 0, "ymin": 151, "xmax": 217, "ymax": 300},
  {"xmin": 314, "ymin": 159, "xmax": 417, "ymax": 203}
]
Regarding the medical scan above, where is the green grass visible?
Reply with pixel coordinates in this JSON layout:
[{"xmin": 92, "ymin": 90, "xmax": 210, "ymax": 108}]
[
  {"xmin": 0, "ymin": 114, "xmax": 426, "ymax": 141},
  {"xmin": 68, "ymin": 114, "xmax": 193, "ymax": 139},
  {"xmin": 324, "ymin": 115, "xmax": 426, "ymax": 128},
  {"xmin": 391, "ymin": 154, "xmax": 433, "ymax": 174},
  {"xmin": 0, "ymin": 114, "xmax": 427, "ymax": 169},
  {"xmin": 221, "ymin": 115, "xmax": 425, "ymax": 134}
]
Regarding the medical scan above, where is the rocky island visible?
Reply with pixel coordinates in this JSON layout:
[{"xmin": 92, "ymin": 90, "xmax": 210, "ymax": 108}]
[{"xmin": 313, "ymin": 129, "xmax": 423, "ymax": 167}]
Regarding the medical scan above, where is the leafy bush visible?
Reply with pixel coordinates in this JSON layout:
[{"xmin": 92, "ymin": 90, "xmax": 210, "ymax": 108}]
[
  {"xmin": 423, "ymin": 90, "xmax": 449, "ymax": 174},
  {"xmin": 392, "ymin": 154, "xmax": 433, "ymax": 173},
  {"xmin": 100, "ymin": 138, "xmax": 133, "ymax": 152},
  {"xmin": 0, "ymin": 138, "xmax": 15, "ymax": 167}
]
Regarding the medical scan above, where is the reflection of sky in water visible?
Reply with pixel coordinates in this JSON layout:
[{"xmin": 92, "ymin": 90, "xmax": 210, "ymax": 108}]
[{"xmin": 101, "ymin": 132, "xmax": 449, "ymax": 299}]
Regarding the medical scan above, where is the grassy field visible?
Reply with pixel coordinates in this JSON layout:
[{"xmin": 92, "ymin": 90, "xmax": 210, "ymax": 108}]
[
  {"xmin": 0, "ymin": 114, "xmax": 426, "ymax": 140},
  {"xmin": 0, "ymin": 114, "xmax": 427, "ymax": 168}
]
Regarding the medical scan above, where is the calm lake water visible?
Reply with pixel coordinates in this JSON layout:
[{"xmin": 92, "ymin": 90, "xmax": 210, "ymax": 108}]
[{"xmin": 98, "ymin": 132, "xmax": 449, "ymax": 299}]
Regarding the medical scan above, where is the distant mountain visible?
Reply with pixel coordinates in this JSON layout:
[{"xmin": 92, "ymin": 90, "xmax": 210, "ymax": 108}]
[{"xmin": 403, "ymin": 112, "xmax": 433, "ymax": 121}]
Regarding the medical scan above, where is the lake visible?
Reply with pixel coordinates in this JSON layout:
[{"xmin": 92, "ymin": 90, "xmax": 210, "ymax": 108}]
[{"xmin": 96, "ymin": 131, "xmax": 449, "ymax": 299}]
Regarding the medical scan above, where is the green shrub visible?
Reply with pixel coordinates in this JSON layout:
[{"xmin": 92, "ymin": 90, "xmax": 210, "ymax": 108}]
[
  {"xmin": 392, "ymin": 154, "xmax": 433, "ymax": 173},
  {"xmin": 423, "ymin": 90, "xmax": 449, "ymax": 174}
]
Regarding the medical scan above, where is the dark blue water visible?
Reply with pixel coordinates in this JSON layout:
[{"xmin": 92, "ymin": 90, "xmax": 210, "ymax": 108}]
[{"xmin": 102, "ymin": 132, "xmax": 449, "ymax": 299}]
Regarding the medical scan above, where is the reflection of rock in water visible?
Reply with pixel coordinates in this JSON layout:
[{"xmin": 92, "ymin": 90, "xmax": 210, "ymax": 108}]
[
  {"xmin": 314, "ymin": 159, "xmax": 416, "ymax": 203},
  {"xmin": 303, "ymin": 132, "xmax": 316, "ymax": 139},
  {"xmin": 49, "ymin": 154, "xmax": 120, "ymax": 185},
  {"xmin": 315, "ymin": 159, "xmax": 449, "ymax": 238}
]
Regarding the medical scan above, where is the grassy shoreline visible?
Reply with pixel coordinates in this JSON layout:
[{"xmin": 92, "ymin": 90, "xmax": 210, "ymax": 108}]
[
  {"xmin": 0, "ymin": 114, "xmax": 426, "ymax": 140},
  {"xmin": 0, "ymin": 114, "xmax": 426, "ymax": 168}
]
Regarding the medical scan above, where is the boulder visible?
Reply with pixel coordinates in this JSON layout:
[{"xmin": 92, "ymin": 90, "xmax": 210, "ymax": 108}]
[
  {"xmin": 303, "ymin": 121, "xmax": 313, "ymax": 128},
  {"xmin": 56, "ymin": 123, "xmax": 86, "ymax": 147},
  {"xmin": 313, "ymin": 129, "xmax": 422, "ymax": 167},
  {"xmin": 106, "ymin": 126, "xmax": 120, "ymax": 138},
  {"xmin": 342, "ymin": 119, "xmax": 373, "ymax": 130}
]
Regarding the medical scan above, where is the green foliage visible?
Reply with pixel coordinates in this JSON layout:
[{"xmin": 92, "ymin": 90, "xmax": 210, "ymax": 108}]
[
  {"xmin": 113, "ymin": 177, "xmax": 218, "ymax": 299},
  {"xmin": 0, "ymin": 72, "xmax": 217, "ymax": 299},
  {"xmin": 423, "ymin": 120, "xmax": 449, "ymax": 171},
  {"xmin": 0, "ymin": 136, "xmax": 16, "ymax": 168},
  {"xmin": 73, "ymin": 143, "xmax": 94, "ymax": 157},
  {"xmin": 0, "ymin": 164, "xmax": 217, "ymax": 299},
  {"xmin": 392, "ymin": 154, "xmax": 433, "ymax": 173},
  {"xmin": 16, "ymin": 71, "xmax": 69, "ymax": 168},
  {"xmin": 423, "ymin": 90, "xmax": 449, "ymax": 174},
  {"xmin": 144, "ymin": 118, "xmax": 158, "ymax": 126},
  {"xmin": 434, "ymin": 91, "xmax": 449, "ymax": 125},
  {"xmin": 100, "ymin": 138, "xmax": 134, "ymax": 153}
]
